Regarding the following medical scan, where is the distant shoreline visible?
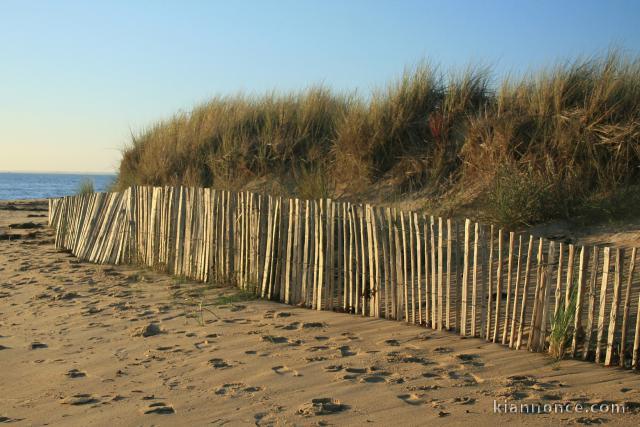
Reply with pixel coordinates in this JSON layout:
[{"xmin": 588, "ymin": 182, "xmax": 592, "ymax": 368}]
[
  {"xmin": 0, "ymin": 171, "xmax": 116, "ymax": 176},
  {"xmin": 0, "ymin": 173, "xmax": 115, "ymax": 201}
]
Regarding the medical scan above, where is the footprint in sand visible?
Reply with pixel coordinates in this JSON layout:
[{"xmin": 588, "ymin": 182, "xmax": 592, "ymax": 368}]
[
  {"xmin": 341, "ymin": 332, "xmax": 359, "ymax": 341},
  {"xmin": 157, "ymin": 345, "xmax": 182, "ymax": 352},
  {"xmin": 194, "ymin": 341, "xmax": 210, "ymax": 349},
  {"xmin": 451, "ymin": 396, "xmax": 476, "ymax": 405},
  {"xmin": 60, "ymin": 394, "xmax": 99, "ymax": 405},
  {"xmin": 215, "ymin": 382, "xmax": 263, "ymax": 397},
  {"xmin": 223, "ymin": 318, "xmax": 250, "ymax": 325},
  {"xmin": 575, "ymin": 416, "xmax": 609, "ymax": 425},
  {"xmin": 422, "ymin": 371, "xmax": 440, "ymax": 378},
  {"xmin": 297, "ymin": 398, "xmax": 349, "ymax": 417},
  {"xmin": 82, "ymin": 306, "xmax": 102, "ymax": 316},
  {"xmin": 306, "ymin": 356, "xmax": 328, "ymax": 362},
  {"xmin": 162, "ymin": 376, "xmax": 181, "ymax": 390},
  {"xmin": 448, "ymin": 370, "xmax": 480, "ymax": 386},
  {"xmin": 301, "ymin": 322, "xmax": 326, "ymax": 329},
  {"xmin": 143, "ymin": 402, "xmax": 175, "ymax": 415},
  {"xmin": 281, "ymin": 322, "xmax": 301, "ymax": 330},
  {"xmin": 209, "ymin": 358, "xmax": 233, "ymax": 369},
  {"xmin": 29, "ymin": 342, "xmax": 47, "ymax": 350},
  {"xmin": 361, "ymin": 375, "xmax": 388, "ymax": 384},
  {"xmin": 66, "ymin": 369, "xmax": 86, "ymax": 378},
  {"xmin": 218, "ymin": 304, "xmax": 245, "ymax": 312},
  {"xmin": 387, "ymin": 351, "xmax": 432, "ymax": 365},
  {"xmin": 261, "ymin": 335, "xmax": 302, "ymax": 346},
  {"xmin": 338, "ymin": 345, "xmax": 357, "ymax": 357},
  {"xmin": 541, "ymin": 392, "xmax": 563, "ymax": 400},
  {"xmin": 397, "ymin": 394, "xmax": 425, "ymax": 406},
  {"xmin": 131, "ymin": 323, "xmax": 164, "ymax": 337},
  {"xmin": 272, "ymin": 365, "xmax": 302, "ymax": 376},
  {"xmin": 275, "ymin": 311, "xmax": 293, "ymax": 318},
  {"xmin": 412, "ymin": 384, "xmax": 440, "ymax": 391},
  {"xmin": 361, "ymin": 368, "xmax": 391, "ymax": 384},
  {"xmin": 456, "ymin": 353, "xmax": 484, "ymax": 367}
]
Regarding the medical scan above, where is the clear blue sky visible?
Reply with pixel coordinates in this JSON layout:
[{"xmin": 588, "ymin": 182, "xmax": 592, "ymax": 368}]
[{"xmin": 1, "ymin": 0, "xmax": 638, "ymax": 173}]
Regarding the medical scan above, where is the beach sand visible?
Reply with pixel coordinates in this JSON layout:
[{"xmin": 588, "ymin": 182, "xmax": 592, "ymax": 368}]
[{"xmin": 1, "ymin": 200, "xmax": 640, "ymax": 426}]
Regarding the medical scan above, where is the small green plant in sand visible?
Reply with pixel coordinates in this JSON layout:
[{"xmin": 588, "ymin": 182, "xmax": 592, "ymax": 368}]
[
  {"xmin": 171, "ymin": 279, "xmax": 258, "ymax": 326},
  {"xmin": 549, "ymin": 286, "xmax": 578, "ymax": 360},
  {"xmin": 76, "ymin": 179, "xmax": 95, "ymax": 195},
  {"xmin": 487, "ymin": 165, "xmax": 558, "ymax": 227}
]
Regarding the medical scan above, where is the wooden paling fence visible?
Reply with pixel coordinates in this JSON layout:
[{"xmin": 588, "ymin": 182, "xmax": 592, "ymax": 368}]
[{"xmin": 48, "ymin": 186, "xmax": 640, "ymax": 369}]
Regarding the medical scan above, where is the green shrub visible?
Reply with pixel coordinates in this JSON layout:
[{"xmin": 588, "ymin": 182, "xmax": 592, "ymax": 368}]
[{"xmin": 486, "ymin": 165, "xmax": 560, "ymax": 226}]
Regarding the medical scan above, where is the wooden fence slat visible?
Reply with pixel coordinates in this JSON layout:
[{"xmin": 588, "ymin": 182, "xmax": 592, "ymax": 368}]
[
  {"xmin": 342, "ymin": 203, "xmax": 349, "ymax": 311},
  {"xmin": 554, "ymin": 243, "xmax": 565, "ymax": 320},
  {"xmin": 502, "ymin": 232, "xmax": 514, "ymax": 344},
  {"xmin": 366, "ymin": 205, "xmax": 376, "ymax": 316},
  {"xmin": 461, "ymin": 219, "xmax": 470, "ymax": 336},
  {"xmin": 605, "ymin": 248, "xmax": 623, "ymax": 366},
  {"xmin": 633, "ymin": 247, "xmax": 640, "ymax": 368},
  {"xmin": 583, "ymin": 246, "xmax": 600, "ymax": 360},
  {"xmin": 539, "ymin": 241, "xmax": 556, "ymax": 352},
  {"xmin": 407, "ymin": 213, "xmax": 416, "ymax": 323},
  {"xmin": 471, "ymin": 223, "xmax": 480, "ymax": 337},
  {"xmin": 400, "ymin": 212, "xmax": 409, "ymax": 321},
  {"xmin": 486, "ymin": 225, "xmax": 495, "ymax": 340},
  {"xmin": 621, "ymin": 248, "xmax": 636, "ymax": 367},
  {"xmin": 348, "ymin": 204, "xmax": 356, "ymax": 312},
  {"xmin": 493, "ymin": 229, "xmax": 503, "ymax": 343},
  {"xmin": 393, "ymin": 211, "xmax": 403, "ymax": 320},
  {"xmin": 595, "ymin": 247, "xmax": 611, "ymax": 364},
  {"xmin": 437, "ymin": 218, "xmax": 444, "ymax": 330},
  {"xmin": 430, "ymin": 216, "xmax": 437, "ymax": 328},
  {"xmin": 565, "ymin": 244, "xmax": 576, "ymax": 311},
  {"xmin": 317, "ymin": 199, "xmax": 325, "ymax": 310},
  {"xmin": 571, "ymin": 246, "xmax": 589, "ymax": 358},
  {"xmin": 528, "ymin": 238, "xmax": 545, "ymax": 351},
  {"xmin": 446, "ymin": 219, "xmax": 452, "ymax": 330},
  {"xmin": 386, "ymin": 208, "xmax": 395, "ymax": 318},
  {"xmin": 284, "ymin": 198, "xmax": 294, "ymax": 304},
  {"xmin": 414, "ymin": 213, "xmax": 422, "ymax": 324},
  {"xmin": 423, "ymin": 215, "xmax": 430, "ymax": 326},
  {"xmin": 509, "ymin": 235, "xmax": 523, "ymax": 348}
]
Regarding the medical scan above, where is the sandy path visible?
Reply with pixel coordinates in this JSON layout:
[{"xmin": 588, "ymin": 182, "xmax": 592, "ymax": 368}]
[{"xmin": 1, "ymin": 200, "xmax": 640, "ymax": 426}]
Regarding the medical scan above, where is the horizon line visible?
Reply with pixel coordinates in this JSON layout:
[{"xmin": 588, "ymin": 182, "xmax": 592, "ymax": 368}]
[{"xmin": 0, "ymin": 170, "xmax": 117, "ymax": 175}]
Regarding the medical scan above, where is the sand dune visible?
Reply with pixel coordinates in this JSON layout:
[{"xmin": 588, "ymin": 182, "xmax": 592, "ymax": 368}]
[{"xmin": 1, "ymin": 200, "xmax": 640, "ymax": 426}]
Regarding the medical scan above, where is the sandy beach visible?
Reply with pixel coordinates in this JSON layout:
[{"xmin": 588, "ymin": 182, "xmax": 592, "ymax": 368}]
[{"xmin": 1, "ymin": 200, "xmax": 640, "ymax": 426}]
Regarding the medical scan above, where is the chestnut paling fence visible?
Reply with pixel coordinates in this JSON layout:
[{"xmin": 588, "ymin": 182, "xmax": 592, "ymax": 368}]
[{"xmin": 49, "ymin": 186, "xmax": 640, "ymax": 368}]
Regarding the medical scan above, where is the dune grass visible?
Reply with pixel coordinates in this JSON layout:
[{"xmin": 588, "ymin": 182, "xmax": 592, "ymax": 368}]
[
  {"xmin": 76, "ymin": 179, "xmax": 95, "ymax": 195},
  {"xmin": 116, "ymin": 51, "xmax": 640, "ymax": 226}
]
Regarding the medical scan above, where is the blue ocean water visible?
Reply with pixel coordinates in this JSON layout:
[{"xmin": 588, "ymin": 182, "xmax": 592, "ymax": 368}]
[{"xmin": 0, "ymin": 173, "xmax": 116, "ymax": 200}]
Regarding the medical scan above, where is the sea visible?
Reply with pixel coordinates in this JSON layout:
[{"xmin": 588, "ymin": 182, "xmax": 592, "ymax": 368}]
[{"xmin": 0, "ymin": 172, "xmax": 116, "ymax": 200}]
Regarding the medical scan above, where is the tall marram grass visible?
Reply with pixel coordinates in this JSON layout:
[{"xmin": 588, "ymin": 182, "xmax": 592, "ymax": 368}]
[{"xmin": 117, "ymin": 52, "xmax": 640, "ymax": 225}]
